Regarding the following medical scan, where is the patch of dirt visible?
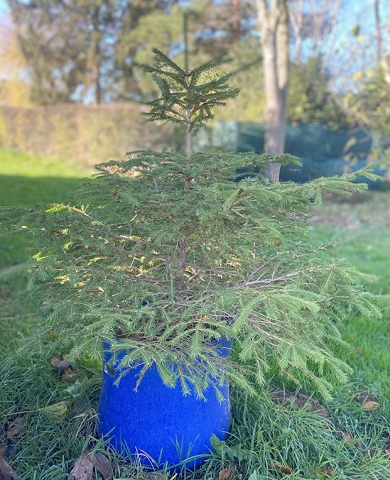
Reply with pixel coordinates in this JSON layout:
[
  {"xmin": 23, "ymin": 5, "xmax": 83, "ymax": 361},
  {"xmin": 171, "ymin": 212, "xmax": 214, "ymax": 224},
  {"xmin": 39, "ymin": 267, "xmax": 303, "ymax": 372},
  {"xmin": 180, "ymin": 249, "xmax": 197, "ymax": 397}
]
[
  {"xmin": 354, "ymin": 391, "xmax": 380, "ymax": 405},
  {"xmin": 270, "ymin": 387, "xmax": 331, "ymax": 419}
]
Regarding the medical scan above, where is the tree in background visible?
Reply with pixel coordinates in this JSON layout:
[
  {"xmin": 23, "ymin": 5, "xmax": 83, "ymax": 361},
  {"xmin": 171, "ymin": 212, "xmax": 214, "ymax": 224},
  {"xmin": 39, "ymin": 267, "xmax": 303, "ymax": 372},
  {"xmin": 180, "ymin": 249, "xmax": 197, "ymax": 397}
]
[
  {"xmin": 288, "ymin": 57, "xmax": 347, "ymax": 130},
  {"xmin": 213, "ymin": 37, "xmax": 266, "ymax": 123},
  {"xmin": 7, "ymin": 0, "xmax": 255, "ymax": 106},
  {"xmin": 6, "ymin": 0, "xmax": 178, "ymax": 105},
  {"xmin": 288, "ymin": 0, "xmax": 341, "ymax": 69},
  {"xmin": 5, "ymin": 0, "xmax": 347, "ymax": 119},
  {"xmin": 0, "ymin": 12, "xmax": 31, "ymax": 106},
  {"xmin": 286, "ymin": 0, "xmax": 347, "ymax": 130},
  {"xmin": 332, "ymin": 0, "xmax": 390, "ymax": 171},
  {"xmin": 256, "ymin": 0, "xmax": 289, "ymax": 182},
  {"xmin": 5, "ymin": 0, "xmax": 390, "ymax": 176},
  {"xmin": 190, "ymin": 0, "xmax": 265, "ymax": 124},
  {"xmin": 213, "ymin": 0, "xmax": 346, "ymax": 128},
  {"xmin": 255, "ymin": 0, "xmax": 356, "ymax": 181}
]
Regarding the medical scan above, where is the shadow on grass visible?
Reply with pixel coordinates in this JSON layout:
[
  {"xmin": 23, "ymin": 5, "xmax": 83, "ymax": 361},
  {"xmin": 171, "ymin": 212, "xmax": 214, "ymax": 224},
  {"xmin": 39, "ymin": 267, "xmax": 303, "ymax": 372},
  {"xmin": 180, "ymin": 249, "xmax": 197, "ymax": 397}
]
[
  {"xmin": 0, "ymin": 174, "xmax": 93, "ymax": 265},
  {"xmin": 0, "ymin": 174, "xmax": 92, "ymax": 207}
]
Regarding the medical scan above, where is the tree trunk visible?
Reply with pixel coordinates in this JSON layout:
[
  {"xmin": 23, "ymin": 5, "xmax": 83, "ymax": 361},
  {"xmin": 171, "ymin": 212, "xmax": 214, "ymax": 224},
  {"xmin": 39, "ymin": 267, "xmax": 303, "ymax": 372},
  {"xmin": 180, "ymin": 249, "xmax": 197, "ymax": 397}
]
[
  {"xmin": 257, "ymin": 0, "xmax": 289, "ymax": 183},
  {"xmin": 374, "ymin": 0, "xmax": 382, "ymax": 68},
  {"xmin": 91, "ymin": 6, "xmax": 102, "ymax": 105},
  {"xmin": 232, "ymin": 0, "xmax": 240, "ymax": 45}
]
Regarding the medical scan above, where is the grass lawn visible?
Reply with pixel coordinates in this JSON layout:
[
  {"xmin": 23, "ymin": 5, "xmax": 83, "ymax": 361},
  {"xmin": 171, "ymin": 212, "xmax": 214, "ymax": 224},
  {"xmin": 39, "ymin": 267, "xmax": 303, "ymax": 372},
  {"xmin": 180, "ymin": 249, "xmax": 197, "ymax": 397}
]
[
  {"xmin": 0, "ymin": 149, "xmax": 94, "ymax": 266},
  {"xmin": 0, "ymin": 148, "xmax": 93, "ymax": 206},
  {"xmin": 0, "ymin": 149, "xmax": 389, "ymax": 479}
]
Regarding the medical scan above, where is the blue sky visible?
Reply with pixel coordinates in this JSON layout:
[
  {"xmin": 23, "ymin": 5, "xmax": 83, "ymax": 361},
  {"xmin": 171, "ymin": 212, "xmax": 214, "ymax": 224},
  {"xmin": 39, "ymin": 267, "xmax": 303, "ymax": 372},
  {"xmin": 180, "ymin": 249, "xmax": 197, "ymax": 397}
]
[{"xmin": 0, "ymin": 0, "xmax": 7, "ymax": 17}]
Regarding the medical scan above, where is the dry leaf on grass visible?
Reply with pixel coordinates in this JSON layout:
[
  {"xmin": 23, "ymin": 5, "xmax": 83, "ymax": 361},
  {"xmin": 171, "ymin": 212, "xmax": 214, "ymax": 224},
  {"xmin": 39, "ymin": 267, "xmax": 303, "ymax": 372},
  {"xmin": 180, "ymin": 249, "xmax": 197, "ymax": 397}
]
[
  {"xmin": 51, "ymin": 356, "xmax": 71, "ymax": 374},
  {"xmin": 0, "ymin": 446, "xmax": 21, "ymax": 480},
  {"xmin": 219, "ymin": 463, "xmax": 235, "ymax": 480},
  {"xmin": 321, "ymin": 466, "xmax": 335, "ymax": 477},
  {"xmin": 362, "ymin": 401, "xmax": 380, "ymax": 410},
  {"xmin": 51, "ymin": 356, "xmax": 80, "ymax": 381},
  {"xmin": 91, "ymin": 452, "xmax": 113, "ymax": 479},
  {"xmin": 39, "ymin": 400, "xmax": 70, "ymax": 422},
  {"xmin": 71, "ymin": 452, "xmax": 112, "ymax": 480},
  {"xmin": 70, "ymin": 453, "xmax": 93, "ymax": 480},
  {"xmin": 61, "ymin": 368, "xmax": 80, "ymax": 382},
  {"xmin": 6, "ymin": 418, "xmax": 26, "ymax": 439},
  {"xmin": 274, "ymin": 462, "xmax": 293, "ymax": 474},
  {"xmin": 310, "ymin": 466, "xmax": 335, "ymax": 478}
]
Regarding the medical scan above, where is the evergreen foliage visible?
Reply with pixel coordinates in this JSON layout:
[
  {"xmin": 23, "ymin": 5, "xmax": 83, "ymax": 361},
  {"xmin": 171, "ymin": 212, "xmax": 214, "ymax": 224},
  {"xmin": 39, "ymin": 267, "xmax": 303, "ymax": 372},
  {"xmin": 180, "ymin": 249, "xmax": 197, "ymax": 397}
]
[
  {"xmin": 0, "ymin": 51, "xmax": 381, "ymax": 399},
  {"xmin": 144, "ymin": 49, "xmax": 239, "ymax": 131}
]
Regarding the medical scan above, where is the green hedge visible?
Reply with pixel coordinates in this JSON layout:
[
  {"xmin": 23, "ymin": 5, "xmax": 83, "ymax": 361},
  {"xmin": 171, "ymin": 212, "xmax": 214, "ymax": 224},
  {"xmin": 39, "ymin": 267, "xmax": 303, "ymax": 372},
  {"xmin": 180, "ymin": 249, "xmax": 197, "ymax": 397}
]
[{"xmin": 0, "ymin": 104, "xmax": 178, "ymax": 165}]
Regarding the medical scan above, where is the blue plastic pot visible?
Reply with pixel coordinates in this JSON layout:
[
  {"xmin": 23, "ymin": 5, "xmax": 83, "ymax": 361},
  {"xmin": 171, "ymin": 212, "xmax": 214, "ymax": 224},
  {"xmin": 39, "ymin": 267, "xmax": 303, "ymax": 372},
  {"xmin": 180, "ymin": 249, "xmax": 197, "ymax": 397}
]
[{"xmin": 97, "ymin": 338, "xmax": 232, "ymax": 470}]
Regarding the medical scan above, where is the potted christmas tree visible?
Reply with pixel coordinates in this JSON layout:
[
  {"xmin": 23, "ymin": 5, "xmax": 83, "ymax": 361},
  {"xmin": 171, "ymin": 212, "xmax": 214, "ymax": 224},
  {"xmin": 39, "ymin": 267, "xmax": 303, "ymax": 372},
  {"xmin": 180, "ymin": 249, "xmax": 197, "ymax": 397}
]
[{"xmin": 1, "ymin": 50, "xmax": 380, "ymax": 471}]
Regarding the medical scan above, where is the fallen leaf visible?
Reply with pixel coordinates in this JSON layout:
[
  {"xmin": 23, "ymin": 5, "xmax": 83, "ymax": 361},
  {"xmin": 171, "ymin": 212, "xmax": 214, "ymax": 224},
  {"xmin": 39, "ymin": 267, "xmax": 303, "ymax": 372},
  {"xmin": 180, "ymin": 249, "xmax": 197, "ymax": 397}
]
[
  {"xmin": 6, "ymin": 418, "xmax": 26, "ymax": 439},
  {"xmin": 61, "ymin": 367, "xmax": 80, "ymax": 382},
  {"xmin": 321, "ymin": 466, "xmax": 335, "ymax": 477},
  {"xmin": 309, "ymin": 466, "xmax": 335, "ymax": 478},
  {"xmin": 0, "ymin": 446, "xmax": 21, "ymax": 480},
  {"xmin": 39, "ymin": 401, "xmax": 70, "ymax": 421},
  {"xmin": 362, "ymin": 401, "xmax": 380, "ymax": 410},
  {"xmin": 71, "ymin": 452, "xmax": 112, "ymax": 480},
  {"xmin": 51, "ymin": 356, "xmax": 71, "ymax": 374},
  {"xmin": 219, "ymin": 463, "xmax": 235, "ymax": 480},
  {"xmin": 274, "ymin": 462, "xmax": 293, "ymax": 473},
  {"xmin": 90, "ymin": 452, "xmax": 112, "ymax": 480},
  {"xmin": 71, "ymin": 453, "xmax": 93, "ymax": 480},
  {"xmin": 51, "ymin": 356, "xmax": 60, "ymax": 368}
]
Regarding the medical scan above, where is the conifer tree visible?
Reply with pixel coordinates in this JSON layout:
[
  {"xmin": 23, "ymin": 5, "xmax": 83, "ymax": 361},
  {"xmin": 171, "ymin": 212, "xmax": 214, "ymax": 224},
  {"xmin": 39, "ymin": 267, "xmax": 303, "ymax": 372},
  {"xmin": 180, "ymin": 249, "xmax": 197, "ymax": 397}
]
[
  {"xmin": 0, "ymin": 50, "xmax": 381, "ymax": 399},
  {"xmin": 144, "ymin": 50, "xmax": 239, "ymax": 157}
]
